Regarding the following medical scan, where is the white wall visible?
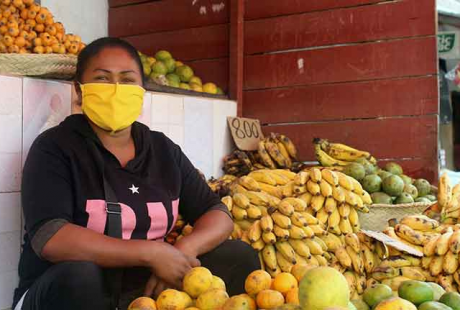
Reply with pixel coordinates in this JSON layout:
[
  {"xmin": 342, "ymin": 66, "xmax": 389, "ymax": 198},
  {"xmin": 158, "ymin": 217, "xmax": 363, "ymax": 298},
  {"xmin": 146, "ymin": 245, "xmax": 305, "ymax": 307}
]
[{"xmin": 41, "ymin": 0, "xmax": 108, "ymax": 44}]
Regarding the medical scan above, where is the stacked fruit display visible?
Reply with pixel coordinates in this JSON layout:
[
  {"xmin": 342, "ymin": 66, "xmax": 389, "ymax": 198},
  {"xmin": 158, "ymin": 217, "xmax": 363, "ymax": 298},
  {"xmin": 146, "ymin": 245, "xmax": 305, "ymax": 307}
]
[
  {"xmin": 222, "ymin": 134, "xmax": 301, "ymax": 176},
  {"xmin": 139, "ymin": 50, "xmax": 224, "ymax": 94},
  {"xmin": 439, "ymin": 172, "xmax": 460, "ymax": 225},
  {"xmin": 0, "ymin": 1, "xmax": 85, "ymax": 54},
  {"xmin": 314, "ymin": 138, "xmax": 377, "ymax": 168}
]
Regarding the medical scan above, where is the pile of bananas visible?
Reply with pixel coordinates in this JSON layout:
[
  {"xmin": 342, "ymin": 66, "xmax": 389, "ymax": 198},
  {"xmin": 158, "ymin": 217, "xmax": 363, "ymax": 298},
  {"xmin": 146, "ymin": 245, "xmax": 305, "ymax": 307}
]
[
  {"xmin": 220, "ymin": 168, "xmax": 374, "ymax": 281},
  {"xmin": 439, "ymin": 172, "xmax": 460, "ymax": 224},
  {"xmin": 207, "ymin": 174, "xmax": 236, "ymax": 197},
  {"xmin": 314, "ymin": 138, "xmax": 377, "ymax": 167},
  {"xmin": 222, "ymin": 133, "xmax": 301, "ymax": 176}
]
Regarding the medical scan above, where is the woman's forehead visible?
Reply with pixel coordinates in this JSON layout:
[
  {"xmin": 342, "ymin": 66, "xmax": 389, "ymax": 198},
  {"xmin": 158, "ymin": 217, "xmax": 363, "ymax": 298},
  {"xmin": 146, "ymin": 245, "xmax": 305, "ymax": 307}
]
[{"xmin": 85, "ymin": 47, "xmax": 140, "ymax": 72}]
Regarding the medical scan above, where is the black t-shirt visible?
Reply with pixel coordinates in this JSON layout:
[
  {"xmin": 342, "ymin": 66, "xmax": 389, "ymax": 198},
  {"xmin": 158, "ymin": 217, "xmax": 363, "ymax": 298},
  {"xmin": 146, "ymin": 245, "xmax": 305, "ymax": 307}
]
[{"xmin": 14, "ymin": 114, "xmax": 225, "ymax": 304}]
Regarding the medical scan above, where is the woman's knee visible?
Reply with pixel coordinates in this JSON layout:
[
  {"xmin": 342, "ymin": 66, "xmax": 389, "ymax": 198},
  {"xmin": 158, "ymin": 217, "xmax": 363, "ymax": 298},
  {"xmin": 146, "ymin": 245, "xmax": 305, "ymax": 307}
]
[{"xmin": 51, "ymin": 261, "xmax": 106, "ymax": 291}]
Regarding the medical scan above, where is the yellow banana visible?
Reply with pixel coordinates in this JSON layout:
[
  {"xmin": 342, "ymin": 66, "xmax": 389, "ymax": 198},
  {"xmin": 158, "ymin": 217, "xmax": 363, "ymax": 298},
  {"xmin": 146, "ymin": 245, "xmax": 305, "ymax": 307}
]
[
  {"xmin": 304, "ymin": 238, "xmax": 324, "ymax": 255},
  {"xmin": 371, "ymin": 266, "xmax": 399, "ymax": 281},
  {"xmin": 310, "ymin": 168, "xmax": 322, "ymax": 184},
  {"xmin": 349, "ymin": 207, "xmax": 360, "ymax": 232},
  {"xmin": 241, "ymin": 231, "xmax": 250, "ymax": 244},
  {"xmin": 275, "ymin": 241, "xmax": 297, "ymax": 264},
  {"xmin": 357, "ymin": 232, "xmax": 374, "ymax": 250},
  {"xmin": 324, "ymin": 197, "xmax": 338, "ymax": 214},
  {"xmin": 444, "ymin": 250, "xmax": 459, "ymax": 274},
  {"xmin": 367, "ymin": 278, "xmax": 379, "ymax": 288},
  {"xmin": 322, "ymin": 169, "xmax": 339, "ymax": 187},
  {"xmin": 233, "ymin": 193, "xmax": 251, "ymax": 210},
  {"xmin": 271, "ymin": 212, "xmax": 292, "ymax": 229},
  {"xmin": 381, "ymin": 276, "xmax": 412, "ymax": 291},
  {"xmin": 335, "ymin": 246, "xmax": 352, "ymax": 268},
  {"xmin": 258, "ymin": 141, "xmax": 276, "ymax": 169},
  {"xmin": 307, "ymin": 180, "xmax": 321, "ymax": 196},
  {"xmin": 248, "ymin": 220, "xmax": 262, "ymax": 243},
  {"xmin": 221, "ymin": 196, "xmax": 233, "ymax": 212},
  {"xmin": 267, "ymin": 195, "xmax": 281, "ymax": 209},
  {"xmin": 422, "ymin": 256, "xmax": 434, "ymax": 269},
  {"xmin": 313, "ymin": 236, "xmax": 328, "ymax": 252},
  {"xmin": 298, "ymin": 192, "xmax": 313, "ymax": 206},
  {"xmin": 385, "ymin": 227, "xmax": 424, "ymax": 252},
  {"xmin": 454, "ymin": 270, "xmax": 460, "ymax": 287},
  {"xmin": 337, "ymin": 172, "xmax": 354, "ymax": 191},
  {"xmin": 239, "ymin": 176, "xmax": 261, "ymax": 192},
  {"xmin": 338, "ymin": 203, "xmax": 351, "ymax": 219},
  {"xmin": 267, "ymin": 265, "xmax": 281, "ymax": 278},
  {"xmin": 315, "ymin": 145, "xmax": 349, "ymax": 167},
  {"xmin": 282, "ymin": 182, "xmax": 295, "ymax": 197},
  {"xmin": 299, "ymin": 211, "xmax": 319, "ymax": 225},
  {"xmin": 375, "ymin": 241, "xmax": 389, "ymax": 259},
  {"xmin": 301, "ymin": 225, "xmax": 315, "ymax": 238},
  {"xmin": 276, "ymin": 250, "xmax": 294, "ymax": 273},
  {"xmin": 262, "ymin": 244, "xmax": 278, "ymax": 272},
  {"xmin": 234, "ymin": 220, "xmax": 253, "ymax": 231},
  {"xmin": 362, "ymin": 244, "xmax": 376, "ymax": 274},
  {"xmin": 328, "ymin": 208, "xmax": 341, "ymax": 230},
  {"xmin": 315, "ymin": 254, "xmax": 328, "ymax": 267},
  {"xmin": 331, "ymin": 262, "xmax": 346, "ymax": 273},
  {"xmin": 379, "ymin": 256, "xmax": 412, "ymax": 268},
  {"xmin": 401, "ymin": 254, "xmax": 421, "ymax": 267},
  {"xmin": 288, "ymin": 239, "xmax": 312, "ymax": 258},
  {"xmin": 438, "ymin": 275, "xmax": 456, "ymax": 293},
  {"xmin": 344, "ymin": 190, "xmax": 360, "ymax": 209},
  {"xmin": 258, "ymin": 183, "xmax": 283, "ymax": 199},
  {"xmin": 454, "ymin": 183, "xmax": 460, "ymax": 196},
  {"xmin": 262, "ymin": 231, "xmax": 277, "ymax": 244},
  {"xmin": 231, "ymin": 223, "xmax": 243, "ymax": 240},
  {"xmin": 279, "ymin": 134, "xmax": 297, "ymax": 159},
  {"xmin": 449, "ymin": 229, "xmax": 460, "ymax": 254},
  {"xmin": 256, "ymin": 205, "xmax": 269, "ymax": 217},
  {"xmin": 344, "ymin": 271, "xmax": 357, "ymax": 295},
  {"xmin": 295, "ymin": 252, "xmax": 308, "ymax": 266},
  {"xmin": 247, "ymin": 204, "xmax": 263, "ymax": 220},
  {"xmin": 277, "ymin": 201, "xmax": 295, "ymax": 217},
  {"xmin": 320, "ymin": 179, "xmax": 333, "ymax": 198},
  {"xmin": 258, "ymin": 252, "xmax": 265, "ymax": 271},
  {"xmin": 435, "ymin": 229, "xmax": 454, "ymax": 256},
  {"xmin": 355, "ymin": 273, "xmax": 367, "ymax": 294},
  {"xmin": 349, "ymin": 178, "xmax": 364, "ymax": 196},
  {"xmin": 293, "ymin": 185, "xmax": 307, "ymax": 196},
  {"xmin": 361, "ymin": 191, "xmax": 373, "ymax": 205},
  {"xmin": 316, "ymin": 207, "xmax": 329, "ymax": 225},
  {"xmin": 429, "ymin": 255, "xmax": 444, "ymax": 276},
  {"xmin": 310, "ymin": 195, "xmax": 326, "ymax": 212},
  {"xmin": 395, "ymin": 224, "xmax": 431, "ymax": 246},
  {"xmin": 339, "ymin": 217, "xmax": 353, "ymax": 235},
  {"xmin": 399, "ymin": 267, "xmax": 426, "ymax": 281},
  {"xmin": 319, "ymin": 233, "xmax": 343, "ymax": 252},
  {"xmin": 273, "ymin": 225, "xmax": 290, "ymax": 240},
  {"xmin": 272, "ymin": 169, "xmax": 297, "ymax": 180},
  {"xmin": 294, "ymin": 171, "xmax": 310, "ymax": 186},
  {"xmin": 232, "ymin": 206, "xmax": 248, "ymax": 220},
  {"xmin": 277, "ymin": 142, "xmax": 292, "ymax": 168},
  {"xmin": 289, "ymin": 225, "xmax": 307, "ymax": 240},
  {"xmin": 283, "ymin": 197, "xmax": 307, "ymax": 212},
  {"xmin": 242, "ymin": 191, "xmax": 270, "ymax": 207},
  {"xmin": 251, "ymin": 238, "xmax": 265, "ymax": 251},
  {"xmin": 290, "ymin": 212, "xmax": 308, "ymax": 228},
  {"xmin": 310, "ymin": 224, "xmax": 328, "ymax": 236},
  {"xmin": 318, "ymin": 138, "xmax": 372, "ymax": 162},
  {"xmin": 230, "ymin": 183, "xmax": 248, "ymax": 195},
  {"xmin": 332, "ymin": 186, "xmax": 346, "ymax": 204},
  {"xmin": 346, "ymin": 245, "xmax": 364, "ymax": 274},
  {"xmin": 439, "ymin": 172, "xmax": 453, "ymax": 209},
  {"xmin": 260, "ymin": 215, "xmax": 274, "ymax": 233},
  {"xmin": 248, "ymin": 170, "xmax": 277, "ymax": 186},
  {"xmin": 345, "ymin": 233, "xmax": 360, "ymax": 253},
  {"xmin": 400, "ymin": 215, "xmax": 440, "ymax": 232}
]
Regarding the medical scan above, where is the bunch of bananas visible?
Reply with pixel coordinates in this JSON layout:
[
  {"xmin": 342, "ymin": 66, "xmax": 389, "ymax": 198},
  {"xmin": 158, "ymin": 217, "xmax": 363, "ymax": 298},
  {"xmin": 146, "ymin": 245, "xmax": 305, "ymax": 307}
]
[
  {"xmin": 222, "ymin": 150, "xmax": 257, "ymax": 176},
  {"xmin": 439, "ymin": 172, "xmax": 460, "ymax": 224},
  {"xmin": 207, "ymin": 174, "xmax": 237, "ymax": 197},
  {"xmin": 314, "ymin": 138, "xmax": 377, "ymax": 167}
]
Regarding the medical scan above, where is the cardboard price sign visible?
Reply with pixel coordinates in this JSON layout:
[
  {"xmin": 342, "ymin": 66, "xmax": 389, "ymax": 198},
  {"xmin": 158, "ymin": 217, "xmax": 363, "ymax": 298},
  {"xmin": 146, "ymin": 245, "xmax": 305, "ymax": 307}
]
[{"xmin": 227, "ymin": 117, "xmax": 264, "ymax": 151}]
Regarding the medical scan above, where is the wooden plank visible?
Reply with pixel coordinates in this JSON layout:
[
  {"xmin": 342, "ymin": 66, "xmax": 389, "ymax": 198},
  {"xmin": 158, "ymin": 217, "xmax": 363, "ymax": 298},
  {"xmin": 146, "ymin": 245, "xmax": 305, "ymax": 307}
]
[
  {"xmin": 229, "ymin": 0, "xmax": 244, "ymax": 115},
  {"xmin": 244, "ymin": 37, "xmax": 437, "ymax": 90},
  {"xmin": 379, "ymin": 158, "xmax": 438, "ymax": 182},
  {"xmin": 245, "ymin": 0, "xmax": 388, "ymax": 20},
  {"xmin": 124, "ymin": 24, "xmax": 229, "ymax": 62},
  {"xmin": 109, "ymin": 0, "xmax": 229, "ymax": 38},
  {"xmin": 262, "ymin": 115, "xmax": 437, "ymax": 161},
  {"xmin": 109, "ymin": 0, "xmax": 151, "ymax": 8},
  {"xmin": 189, "ymin": 58, "xmax": 229, "ymax": 91},
  {"xmin": 243, "ymin": 76, "xmax": 438, "ymax": 124},
  {"xmin": 245, "ymin": 0, "xmax": 435, "ymax": 55}
]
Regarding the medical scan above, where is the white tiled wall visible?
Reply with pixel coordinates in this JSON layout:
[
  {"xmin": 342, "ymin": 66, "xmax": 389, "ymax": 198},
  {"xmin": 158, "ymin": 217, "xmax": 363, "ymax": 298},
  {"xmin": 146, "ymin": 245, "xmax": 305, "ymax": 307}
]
[{"xmin": 0, "ymin": 75, "xmax": 236, "ymax": 309}]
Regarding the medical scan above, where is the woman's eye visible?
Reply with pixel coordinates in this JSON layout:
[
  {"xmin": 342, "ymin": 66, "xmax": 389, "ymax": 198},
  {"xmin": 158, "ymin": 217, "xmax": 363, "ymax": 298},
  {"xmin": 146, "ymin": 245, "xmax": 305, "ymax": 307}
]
[
  {"xmin": 121, "ymin": 79, "xmax": 136, "ymax": 84},
  {"xmin": 94, "ymin": 76, "xmax": 108, "ymax": 81}
]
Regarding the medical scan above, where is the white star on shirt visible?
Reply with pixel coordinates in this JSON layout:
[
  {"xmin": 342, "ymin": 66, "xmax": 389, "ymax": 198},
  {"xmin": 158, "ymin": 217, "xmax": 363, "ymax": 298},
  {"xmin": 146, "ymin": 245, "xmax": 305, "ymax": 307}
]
[{"xmin": 129, "ymin": 184, "xmax": 139, "ymax": 194}]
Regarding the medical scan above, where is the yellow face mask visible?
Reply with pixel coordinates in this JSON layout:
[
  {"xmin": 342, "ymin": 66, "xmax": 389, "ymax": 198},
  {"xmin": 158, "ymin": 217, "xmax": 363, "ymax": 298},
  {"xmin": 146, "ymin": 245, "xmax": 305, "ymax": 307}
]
[{"xmin": 80, "ymin": 83, "xmax": 146, "ymax": 134}]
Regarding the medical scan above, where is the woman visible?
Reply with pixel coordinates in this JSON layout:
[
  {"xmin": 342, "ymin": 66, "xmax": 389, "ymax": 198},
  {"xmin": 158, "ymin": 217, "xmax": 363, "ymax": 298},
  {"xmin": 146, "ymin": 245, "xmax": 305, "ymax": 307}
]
[{"xmin": 13, "ymin": 37, "xmax": 260, "ymax": 310}]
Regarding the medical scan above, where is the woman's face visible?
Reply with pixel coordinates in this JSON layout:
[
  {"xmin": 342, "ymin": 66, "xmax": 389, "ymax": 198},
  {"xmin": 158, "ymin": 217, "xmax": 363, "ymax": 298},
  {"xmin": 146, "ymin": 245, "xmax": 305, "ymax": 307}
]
[{"xmin": 80, "ymin": 47, "xmax": 143, "ymax": 86}]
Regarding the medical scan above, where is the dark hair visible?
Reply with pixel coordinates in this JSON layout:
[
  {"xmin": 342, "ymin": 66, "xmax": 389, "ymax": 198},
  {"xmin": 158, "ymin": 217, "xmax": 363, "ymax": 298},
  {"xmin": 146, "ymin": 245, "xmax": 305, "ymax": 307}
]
[{"xmin": 75, "ymin": 37, "xmax": 144, "ymax": 84}]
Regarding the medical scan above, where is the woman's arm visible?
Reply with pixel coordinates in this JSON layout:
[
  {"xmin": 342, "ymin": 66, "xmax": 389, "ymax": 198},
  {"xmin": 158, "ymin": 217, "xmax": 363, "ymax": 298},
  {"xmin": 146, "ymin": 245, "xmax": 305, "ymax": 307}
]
[
  {"xmin": 174, "ymin": 209, "xmax": 233, "ymax": 258},
  {"xmin": 42, "ymin": 223, "xmax": 200, "ymax": 288}
]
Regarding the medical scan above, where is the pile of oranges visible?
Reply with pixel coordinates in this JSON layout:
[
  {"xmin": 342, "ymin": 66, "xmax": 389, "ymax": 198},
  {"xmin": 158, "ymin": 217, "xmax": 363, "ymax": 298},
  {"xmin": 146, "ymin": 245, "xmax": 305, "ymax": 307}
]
[{"xmin": 0, "ymin": 0, "xmax": 85, "ymax": 55}]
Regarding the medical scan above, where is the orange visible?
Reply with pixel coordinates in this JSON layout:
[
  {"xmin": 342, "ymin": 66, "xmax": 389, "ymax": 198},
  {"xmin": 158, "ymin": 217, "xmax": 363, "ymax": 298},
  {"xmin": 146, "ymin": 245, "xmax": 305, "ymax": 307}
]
[
  {"xmin": 44, "ymin": 45, "xmax": 52, "ymax": 54},
  {"xmin": 244, "ymin": 270, "xmax": 272, "ymax": 296},
  {"xmin": 272, "ymin": 272, "xmax": 298, "ymax": 295},
  {"xmin": 45, "ymin": 25, "xmax": 56, "ymax": 36},
  {"xmin": 34, "ymin": 23, "xmax": 44, "ymax": 33},
  {"xmin": 27, "ymin": 9, "xmax": 36, "ymax": 19},
  {"xmin": 45, "ymin": 17, "xmax": 53, "ymax": 26},
  {"xmin": 7, "ymin": 27, "xmax": 18, "ymax": 37},
  {"xmin": 32, "ymin": 37, "xmax": 41, "ymax": 46},
  {"xmin": 54, "ymin": 22, "xmax": 64, "ymax": 33},
  {"xmin": 7, "ymin": 44, "xmax": 19, "ymax": 53},
  {"xmin": 68, "ymin": 42, "xmax": 79, "ymax": 54},
  {"xmin": 14, "ymin": 36, "xmax": 25, "ymax": 47},
  {"xmin": 18, "ymin": 47, "xmax": 27, "ymax": 54},
  {"xmin": 28, "ymin": 30, "xmax": 36, "ymax": 39},
  {"xmin": 2, "ymin": 0, "xmax": 12, "ymax": 5},
  {"xmin": 0, "ymin": 25, "xmax": 7, "ymax": 34},
  {"xmin": 33, "ymin": 45, "xmax": 43, "ymax": 53},
  {"xmin": 286, "ymin": 287, "xmax": 300, "ymax": 305},
  {"xmin": 29, "ymin": 3, "xmax": 40, "ymax": 13},
  {"xmin": 20, "ymin": 8, "xmax": 28, "ymax": 19},
  {"xmin": 256, "ymin": 290, "xmax": 285, "ymax": 309}
]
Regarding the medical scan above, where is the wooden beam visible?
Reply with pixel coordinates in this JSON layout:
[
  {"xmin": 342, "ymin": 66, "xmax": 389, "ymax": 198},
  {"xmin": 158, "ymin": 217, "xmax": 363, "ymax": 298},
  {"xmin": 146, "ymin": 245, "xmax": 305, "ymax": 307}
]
[{"xmin": 229, "ymin": 0, "xmax": 244, "ymax": 115}]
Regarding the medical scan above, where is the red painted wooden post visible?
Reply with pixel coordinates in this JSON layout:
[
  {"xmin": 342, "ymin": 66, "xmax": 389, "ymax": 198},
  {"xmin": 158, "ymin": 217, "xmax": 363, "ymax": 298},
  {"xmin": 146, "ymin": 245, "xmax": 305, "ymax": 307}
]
[{"xmin": 229, "ymin": 0, "xmax": 244, "ymax": 115}]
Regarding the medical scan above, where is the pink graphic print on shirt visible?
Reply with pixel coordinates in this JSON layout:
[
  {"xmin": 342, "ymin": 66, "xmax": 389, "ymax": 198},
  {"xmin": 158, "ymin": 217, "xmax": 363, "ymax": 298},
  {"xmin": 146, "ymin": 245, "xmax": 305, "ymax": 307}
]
[
  {"xmin": 85, "ymin": 200, "xmax": 136, "ymax": 240},
  {"xmin": 146, "ymin": 199, "xmax": 179, "ymax": 240},
  {"xmin": 85, "ymin": 199, "xmax": 179, "ymax": 240}
]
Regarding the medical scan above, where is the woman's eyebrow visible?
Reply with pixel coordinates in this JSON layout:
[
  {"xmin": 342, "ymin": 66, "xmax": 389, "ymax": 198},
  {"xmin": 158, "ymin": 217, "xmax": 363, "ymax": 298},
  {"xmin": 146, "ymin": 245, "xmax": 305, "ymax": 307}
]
[{"xmin": 93, "ymin": 68, "xmax": 111, "ymax": 73}]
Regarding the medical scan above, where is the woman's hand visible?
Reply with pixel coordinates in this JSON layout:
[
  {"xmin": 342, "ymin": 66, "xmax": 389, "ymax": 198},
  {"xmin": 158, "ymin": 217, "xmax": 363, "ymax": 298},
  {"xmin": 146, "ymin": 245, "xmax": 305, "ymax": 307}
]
[
  {"xmin": 144, "ymin": 274, "xmax": 170, "ymax": 299},
  {"xmin": 144, "ymin": 241, "xmax": 200, "ymax": 289}
]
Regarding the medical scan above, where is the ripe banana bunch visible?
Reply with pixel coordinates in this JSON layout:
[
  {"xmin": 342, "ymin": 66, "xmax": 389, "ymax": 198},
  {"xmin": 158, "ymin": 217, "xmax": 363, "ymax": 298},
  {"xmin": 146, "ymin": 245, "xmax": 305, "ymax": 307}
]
[
  {"xmin": 222, "ymin": 150, "xmax": 254, "ymax": 176},
  {"xmin": 440, "ymin": 172, "xmax": 460, "ymax": 223},
  {"xmin": 313, "ymin": 138, "xmax": 377, "ymax": 166},
  {"xmin": 207, "ymin": 174, "xmax": 237, "ymax": 196},
  {"xmin": 257, "ymin": 134, "xmax": 298, "ymax": 170}
]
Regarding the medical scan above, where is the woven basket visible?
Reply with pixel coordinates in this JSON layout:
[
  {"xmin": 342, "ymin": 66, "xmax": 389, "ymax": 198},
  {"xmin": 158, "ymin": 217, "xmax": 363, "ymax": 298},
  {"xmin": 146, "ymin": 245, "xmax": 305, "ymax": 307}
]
[
  {"xmin": 359, "ymin": 201, "xmax": 436, "ymax": 231},
  {"xmin": 0, "ymin": 53, "xmax": 77, "ymax": 79}
]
